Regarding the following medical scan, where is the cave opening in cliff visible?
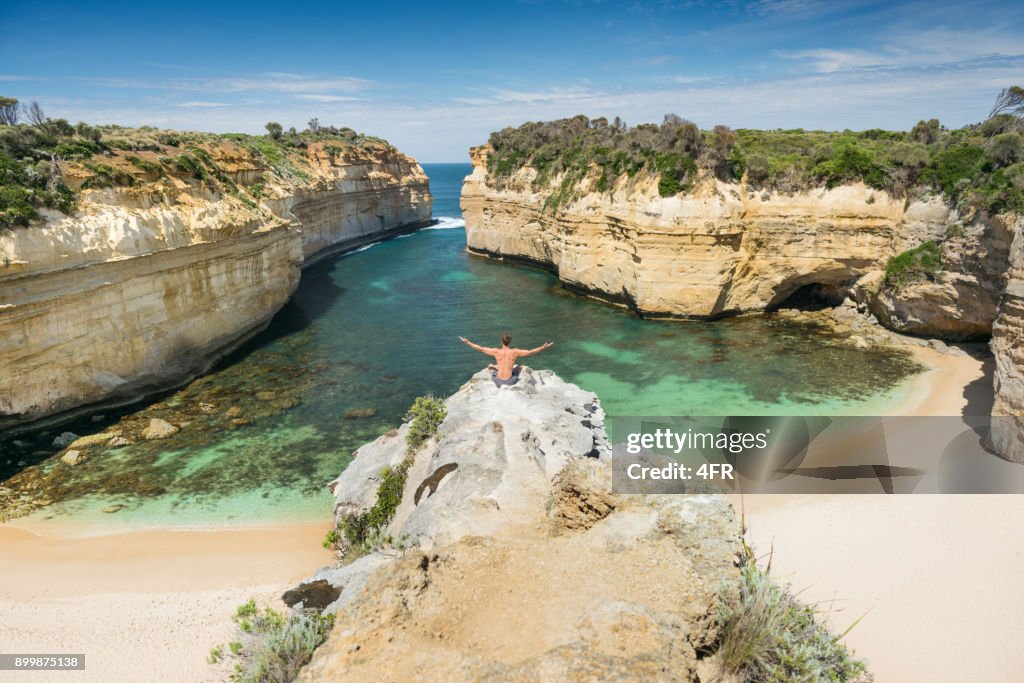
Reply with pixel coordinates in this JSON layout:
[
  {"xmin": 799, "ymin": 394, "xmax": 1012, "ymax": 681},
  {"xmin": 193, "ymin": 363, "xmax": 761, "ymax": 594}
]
[{"xmin": 769, "ymin": 282, "xmax": 849, "ymax": 312}]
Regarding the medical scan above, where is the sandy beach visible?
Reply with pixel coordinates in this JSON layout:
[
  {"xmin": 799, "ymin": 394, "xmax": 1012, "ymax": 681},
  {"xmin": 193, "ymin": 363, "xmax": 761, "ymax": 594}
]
[
  {"xmin": 1, "ymin": 344, "xmax": 1021, "ymax": 682},
  {"xmin": 736, "ymin": 344, "xmax": 1024, "ymax": 681},
  {"xmin": 890, "ymin": 344, "xmax": 994, "ymax": 417},
  {"xmin": 0, "ymin": 522, "xmax": 333, "ymax": 683}
]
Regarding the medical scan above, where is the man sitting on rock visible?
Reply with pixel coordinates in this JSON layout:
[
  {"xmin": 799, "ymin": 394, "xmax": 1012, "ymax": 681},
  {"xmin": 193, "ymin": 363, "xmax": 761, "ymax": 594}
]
[{"xmin": 459, "ymin": 332, "xmax": 553, "ymax": 387}]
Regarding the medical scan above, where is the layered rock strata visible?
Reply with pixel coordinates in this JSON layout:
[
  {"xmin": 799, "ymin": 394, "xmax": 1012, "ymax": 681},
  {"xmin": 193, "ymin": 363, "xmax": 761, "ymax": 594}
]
[
  {"xmin": 461, "ymin": 144, "xmax": 1022, "ymax": 462},
  {"xmin": 461, "ymin": 145, "xmax": 955, "ymax": 319},
  {"xmin": 291, "ymin": 369, "xmax": 741, "ymax": 681},
  {"xmin": 0, "ymin": 142, "xmax": 430, "ymax": 428},
  {"xmin": 860, "ymin": 216, "xmax": 1014, "ymax": 340},
  {"xmin": 991, "ymin": 218, "xmax": 1024, "ymax": 462}
]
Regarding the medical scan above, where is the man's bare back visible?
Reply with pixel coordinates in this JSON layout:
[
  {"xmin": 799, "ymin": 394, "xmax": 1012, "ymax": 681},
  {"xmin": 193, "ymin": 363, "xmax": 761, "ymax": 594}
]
[{"xmin": 459, "ymin": 333, "xmax": 553, "ymax": 384}]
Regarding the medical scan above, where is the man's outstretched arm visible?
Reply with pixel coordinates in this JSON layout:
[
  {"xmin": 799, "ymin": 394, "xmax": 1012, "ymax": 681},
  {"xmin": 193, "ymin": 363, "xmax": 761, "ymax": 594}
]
[
  {"xmin": 459, "ymin": 336, "xmax": 497, "ymax": 355},
  {"xmin": 515, "ymin": 341, "xmax": 554, "ymax": 357}
]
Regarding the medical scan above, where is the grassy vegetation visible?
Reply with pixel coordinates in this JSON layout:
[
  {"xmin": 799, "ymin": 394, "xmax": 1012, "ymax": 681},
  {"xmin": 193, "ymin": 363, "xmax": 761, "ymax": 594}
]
[
  {"xmin": 0, "ymin": 124, "xmax": 79, "ymax": 228},
  {"xmin": 209, "ymin": 598, "xmax": 335, "ymax": 683},
  {"xmin": 883, "ymin": 241, "xmax": 942, "ymax": 290},
  {"xmin": 324, "ymin": 395, "xmax": 447, "ymax": 556},
  {"xmin": 484, "ymin": 87, "xmax": 1024, "ymax": 213},
  {"xmin": 0, "ymin": 97, "xmax": 399, "ymax": 231},
  {"xmin": 716, "ymin": 548, "xmax": 867, "ymax": 681}
]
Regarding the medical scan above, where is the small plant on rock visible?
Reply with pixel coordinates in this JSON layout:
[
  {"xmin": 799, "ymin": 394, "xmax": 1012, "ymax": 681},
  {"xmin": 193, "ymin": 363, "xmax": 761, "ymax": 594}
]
[
  {"xmin": 715, "ymin": 548, "xmax": 867, "ymax": 681},
  {"xmin": 328, "ymin": 395, "xmax": 447, "ymax": 556},
  {"xmin": 883, "ymin": 241, "xmax": 941, "ymax": 290},
  {"xmin": 404, "ymin": 395, "xmax": 446, "ymax": 453},
  {"xmin": 209, "ymin": 598, "xmax": 335, "ymax": 683}
]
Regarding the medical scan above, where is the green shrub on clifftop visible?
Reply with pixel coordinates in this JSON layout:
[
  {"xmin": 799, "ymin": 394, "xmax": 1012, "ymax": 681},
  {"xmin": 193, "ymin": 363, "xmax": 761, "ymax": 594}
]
[
  {"xmin": 0, "ymin": 105, "xmax": 402, "ymax": 230},
  {"xmin": 326, "ymin": 395, "xmax": 447, "ymax": 556},
  {"xmin": 483, "ymin": 85, "xmax": 1024, "ymax": 213}
]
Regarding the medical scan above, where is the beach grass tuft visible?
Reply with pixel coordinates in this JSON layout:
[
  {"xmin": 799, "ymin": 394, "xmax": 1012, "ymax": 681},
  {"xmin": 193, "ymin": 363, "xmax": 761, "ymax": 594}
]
[{"xmin": 715, "ymin": 546, "xmax": 867, "ymax": 681}]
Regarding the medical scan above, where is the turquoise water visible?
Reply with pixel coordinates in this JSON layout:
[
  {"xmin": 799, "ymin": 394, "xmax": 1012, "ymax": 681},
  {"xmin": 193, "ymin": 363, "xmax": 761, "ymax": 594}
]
[{"xmin": 2, "ymin": 163, "xmax": 921, "ymax": 528}]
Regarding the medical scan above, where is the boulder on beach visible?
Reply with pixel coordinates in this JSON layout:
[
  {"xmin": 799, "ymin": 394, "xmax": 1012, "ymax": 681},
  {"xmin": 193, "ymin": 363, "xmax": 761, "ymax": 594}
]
[
  {"xmin": 60, "ymin": 450, "xmax": 84, "ymax": 465},
  {"xmin": 142, "ymin": 418, "xmax": 179, "ymax": 440},
  {"xmin": 69, "ymin": 431, "xmax": 121, "ymax": 450},
  {"xmin": 52, "ymin": 432, "xmax": 79, "ymax": 449}
]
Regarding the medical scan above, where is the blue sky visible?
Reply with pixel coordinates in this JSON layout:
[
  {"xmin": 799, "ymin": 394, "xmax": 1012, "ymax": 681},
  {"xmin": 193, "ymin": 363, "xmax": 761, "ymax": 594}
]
[{"xmin": 2, "ymin": 0, "xmax": 1023, "ymax": 161}]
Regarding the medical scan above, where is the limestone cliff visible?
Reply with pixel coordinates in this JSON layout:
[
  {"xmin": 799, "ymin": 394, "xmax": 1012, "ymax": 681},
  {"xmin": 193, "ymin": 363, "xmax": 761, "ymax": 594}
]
[
  {"xmin": 461, "ymin": 144, "xmax": 956, "ymax": 319},
  {"xmin": 461, "ymin": 144, "xmax": 1023, "ymax": 464},
  {"xmin": 991, "ymin": 218, "xmax": 1024, "ymax": 462},
  {"xmin": 289, "ymin": 369, "xmax": 741, "ymax": 682},
  {"xmin": 860, "ymin": 216, "xmax": 1014, "ymax": 340},
  {"xmin": 0, "ymin": 138, "xmax": 430, "ymax": 428}
]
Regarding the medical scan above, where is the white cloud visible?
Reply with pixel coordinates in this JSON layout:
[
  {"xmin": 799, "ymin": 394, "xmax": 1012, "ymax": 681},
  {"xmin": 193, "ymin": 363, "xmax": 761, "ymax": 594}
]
[
  {"xmin": 747, "ymin": 0, "xmax": 820, "ymax": 16},
  {"xmin": 41, "ymin": 57, "xmax": 1020, "ymax": 161},
  {"xmin": 176, "ymin": 101, "xmax": 230, "ymax": 108},
  {"xmin": 81, "ymin": 73, "xmax": 374, "ymax": 95},
  {"xmin": 780, "ymin": 26, "xmax": 1024, "ymax": 73},
  {"xmin": 455, "ymin": 86, "xmax": 599, "ymax": 106},
  {"xmin": 293, "ymin": 94, "xmax": 363, "ymax": 102},
  {"xmin": 672, "ymin": 75, "xmax": 712, "ymax": 84},
  {"xmin": 24, "ymin": 17, "xmax": 1024, "ymax": 163},
  {"xmin": 781, "ymin": 48, "xmax": 896, "ymax": 73}
]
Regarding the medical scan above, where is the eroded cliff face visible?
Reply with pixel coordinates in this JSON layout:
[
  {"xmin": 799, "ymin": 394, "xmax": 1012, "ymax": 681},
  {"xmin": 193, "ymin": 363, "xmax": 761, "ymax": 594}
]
[
  {"xmin": 291, "ymin": 369, "xmax": 741, "ymax": 682},
  {"xmin": 461, "ymin": 145, "xmax": 956, "ymax": 318},
  {"xmin": 460, "ymin": 144, "xmax": 1022, "ymax": 462},
  {"xmin": 0, "ymin": 140, "xmax": 430, "ymax": 428},
  {"xmin": 991, "ymin": 218, "xmax": 1024, "ymax": 462},
  {"xmin": 860, "ymin": 216, "xmax": 1014, "ymax": 340},
  {"xmin": 274, "ymin": 145, "xmax": 432, "ymax": 261}
]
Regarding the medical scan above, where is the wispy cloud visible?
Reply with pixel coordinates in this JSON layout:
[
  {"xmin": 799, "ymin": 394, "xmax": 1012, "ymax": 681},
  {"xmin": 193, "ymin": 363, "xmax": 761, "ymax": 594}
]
[
  {"xmin": 672, "ymin": 75, "xmax": 712, "ymax": 84},
  {"xmin": 455, "ymin": 85, "xmax": 600, "ymax": 105},
  {"xmin": 781, "ymin": 48, "xmax": 896, "ymax": 73},
  {"xmin": 176, "ymin": 101, "xmax": 230, "ymax": 108},
  {"xmin": 634, "ymin": 55, "xmax": 678, "ymax": 66},
  {"xmin": 746, "ymin": 0, "xmax": 821, "ymax": 16},
  {"xmin": 780, "ymin": 26, "xmax": 1024, "ymax": 73},
  {"xmin": 293, "ymin": 94, "xmax": 363, "ymax": 103},
  {"xmin": 81, "ymin": 73, "xmax": 374, "ymax": 95},
  {"xmin": 38, "ymin": 55, "xmax": 1019, "ymax": 162}
]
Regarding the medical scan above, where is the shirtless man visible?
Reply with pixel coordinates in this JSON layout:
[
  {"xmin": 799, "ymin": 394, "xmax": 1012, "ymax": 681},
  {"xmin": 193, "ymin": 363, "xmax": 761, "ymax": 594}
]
[{"xmin": 459, "ymin": 332, "xmax": 553, "ymax": 387}]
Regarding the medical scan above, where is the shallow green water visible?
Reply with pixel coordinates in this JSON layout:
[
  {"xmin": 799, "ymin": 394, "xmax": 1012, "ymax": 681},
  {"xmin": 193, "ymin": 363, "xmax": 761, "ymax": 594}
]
[{"xmin": 2, "ymin": 164, "xmax": 921, "ymax": 528}]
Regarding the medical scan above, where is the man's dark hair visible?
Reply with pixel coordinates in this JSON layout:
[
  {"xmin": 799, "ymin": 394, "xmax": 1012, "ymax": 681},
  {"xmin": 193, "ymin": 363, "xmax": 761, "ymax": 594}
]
[{"xmin": 500, "ymin": 332, "xmax": 512, "ymax": 346}]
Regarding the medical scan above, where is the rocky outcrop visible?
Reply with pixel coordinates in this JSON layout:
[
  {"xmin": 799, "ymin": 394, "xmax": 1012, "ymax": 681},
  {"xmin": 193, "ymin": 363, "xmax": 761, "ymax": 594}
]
[
  {"xmin": 292, "ymin": 369, "xmax": 741, "ymax": 682},
  {"xmin": 461, "ymin": 145, "xmax": 953, "ymax": 319},
  {"xmin": 858, "ymin": 217, "xmax": 1014, "ymax": 340},
  {"xmin": 991, "ymin": 218, "xmax": 1024, "ymax": 462},
  {"xmin": 0, "ymin": 140, "xmax": 430, "ymax": 429}
]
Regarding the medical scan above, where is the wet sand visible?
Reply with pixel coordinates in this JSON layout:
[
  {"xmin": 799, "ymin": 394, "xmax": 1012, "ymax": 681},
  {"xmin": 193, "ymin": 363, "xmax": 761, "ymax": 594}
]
[{"xmin": 890, "ymin": 344, "xmax": 993, "ymax": 417}]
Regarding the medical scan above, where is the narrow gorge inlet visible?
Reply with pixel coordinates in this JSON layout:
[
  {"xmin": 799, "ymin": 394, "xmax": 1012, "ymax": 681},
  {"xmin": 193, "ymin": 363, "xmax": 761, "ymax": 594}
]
[
  {"xmin": 3, "ymin": 3, "xmax": 1024, "ymax": 680},
  {"xmin": 1, "ymin": 164, "xmax": 923, "ymax": 526}
]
